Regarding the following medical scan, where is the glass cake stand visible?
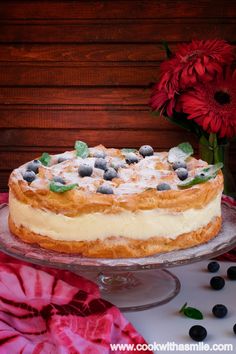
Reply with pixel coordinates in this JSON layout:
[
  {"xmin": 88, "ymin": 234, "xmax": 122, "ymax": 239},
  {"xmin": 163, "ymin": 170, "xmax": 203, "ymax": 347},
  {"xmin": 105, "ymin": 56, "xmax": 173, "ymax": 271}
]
[{"xmin": 0, "ymin": 203, "xmax": 236, "ymax": 312}]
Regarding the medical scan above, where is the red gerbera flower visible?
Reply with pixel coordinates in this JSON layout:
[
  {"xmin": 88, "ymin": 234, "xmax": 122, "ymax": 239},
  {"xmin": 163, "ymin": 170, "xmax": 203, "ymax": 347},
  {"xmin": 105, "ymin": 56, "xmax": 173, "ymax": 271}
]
[
  {"xmin": 179, "ymin": 70, "xmax": 236, "ymax": 138},
  {"xmin": 150, "ymin": 39, "xmax": 234, "ymax": 116}
]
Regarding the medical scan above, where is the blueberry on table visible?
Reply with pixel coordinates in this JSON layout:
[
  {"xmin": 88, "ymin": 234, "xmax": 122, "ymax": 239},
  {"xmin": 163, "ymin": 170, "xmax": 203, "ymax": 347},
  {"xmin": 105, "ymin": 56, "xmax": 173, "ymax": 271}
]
[
  {"xmin": 156, "ymin": 183, "xmax": 171, "ymax": 191},
  {"xmin": 53, "ymin": 176, "xmax": 66, "ymax": 185},
  {"xmin": 172, "ymin": 161, "xmax": 187, "ymax": 170},
  {"xmin": 78, "ymin": 164, "xmax": 93, "ymax": 177},
  {"xmin": 207, "ymin": 261, "xmax": 220, "ymax": 273},
  {"xmin": 189, "ymin": 325, "xmax": 207, "ymax": 341},
  {"xmin": 139, "ymin": 145, "xmax": 154, "ymax": 157},
  {"xmin": 176, "ymin": 167, "xmax": 188, "ymax": 180},
  {"xmin": 212, "ymin": 304, "xmax": 228, "ymax": 318},
  {"xmin": 94, "ymin": 158, "xmax": 108, "ymax": 171},
  {"xmin": 26, "ymin": 160, "xmax": 41, "ymax": 174},
  {"xmin": 103, "ymin": 168, "xmax": 117, "ymax": 181},
  {"xmin": 233, "ymin": 324, "xmax": 236, "ymax": 335},
  {"xmin": 227, "ymin": 266, "xmax": 236, "ymax": 280},
  {"xmin": 125, "ymin": 153, "xmax": 139, "ymax": 165},
  {"xmin": 210, "ymin": 276, "xmax": 225, "ymax": 290},
  {"xmin": 97, "ymin": 185, "xmax": 114, "ymax": 194},
  {"xmin": 23, "ymin": 170, "xmax": 36, "ymax": 183}
]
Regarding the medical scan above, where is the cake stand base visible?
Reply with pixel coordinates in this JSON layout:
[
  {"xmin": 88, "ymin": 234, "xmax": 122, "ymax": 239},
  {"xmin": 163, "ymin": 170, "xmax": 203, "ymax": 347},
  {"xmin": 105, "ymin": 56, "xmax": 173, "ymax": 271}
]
[{"xmin": 79, "ymin": 269, "xmax": 181, "ymax": 312}]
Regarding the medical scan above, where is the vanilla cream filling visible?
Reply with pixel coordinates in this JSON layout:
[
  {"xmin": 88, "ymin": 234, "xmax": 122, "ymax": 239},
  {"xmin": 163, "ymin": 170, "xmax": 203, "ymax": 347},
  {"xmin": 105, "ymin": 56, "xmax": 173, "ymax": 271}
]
[{"xmin": 9, "ymin": 193, "xmax": 221, "ymax": 242}]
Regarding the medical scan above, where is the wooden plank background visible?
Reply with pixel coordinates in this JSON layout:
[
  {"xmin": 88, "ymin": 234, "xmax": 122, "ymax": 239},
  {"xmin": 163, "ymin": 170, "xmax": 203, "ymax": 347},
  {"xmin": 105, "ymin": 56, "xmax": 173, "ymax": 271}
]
[{"xmin": 0, "ymin": 0, "xmax": 236, "ymax": 191}]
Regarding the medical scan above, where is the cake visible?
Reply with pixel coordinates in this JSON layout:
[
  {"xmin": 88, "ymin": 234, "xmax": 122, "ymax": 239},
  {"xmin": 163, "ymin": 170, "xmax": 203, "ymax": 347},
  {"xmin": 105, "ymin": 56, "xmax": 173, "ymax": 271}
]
[{"xmin": 8, "ymin": 141, "xmax": 223, "ymax": 258}]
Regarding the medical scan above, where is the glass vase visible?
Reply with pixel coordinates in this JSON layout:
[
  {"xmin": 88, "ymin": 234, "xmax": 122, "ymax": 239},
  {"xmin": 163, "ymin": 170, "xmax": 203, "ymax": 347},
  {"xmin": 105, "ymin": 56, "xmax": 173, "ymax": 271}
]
[{"xmin": 199, "ymin": 141, "xmax": 236, "ymax": 198}]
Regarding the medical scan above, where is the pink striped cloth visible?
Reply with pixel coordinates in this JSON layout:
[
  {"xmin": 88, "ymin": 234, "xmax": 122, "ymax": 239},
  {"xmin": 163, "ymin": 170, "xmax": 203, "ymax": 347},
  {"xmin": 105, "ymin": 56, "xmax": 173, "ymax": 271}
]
[{"xmin": 0, "ymin": 193, "xmax": 152, "ymax": 354}]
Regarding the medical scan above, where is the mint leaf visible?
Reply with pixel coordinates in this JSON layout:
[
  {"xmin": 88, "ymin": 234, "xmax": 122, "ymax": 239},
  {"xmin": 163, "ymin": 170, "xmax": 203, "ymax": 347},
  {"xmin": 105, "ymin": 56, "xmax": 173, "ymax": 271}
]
[
  {"xmin": 178, "ymin": 162, "xmax": 223, "ymax": 189},
  {"xmin": 178, "ymin": 174, "xmax": 212, "ymax": 189},
  {"xmin": 179, "ymin": 303, "xmax": 203, "ymax": 320},
  {"xmin": 49, "ymin": 181, "xmax": 78, "ymax": 193},
  {"xmin": 39, "ymin": 152, "xmax": 51, "ymax": 166},
  {"xmin": 168, "ymin": 142, "xmax": 193, "ymax": 163},
  {"xmin": 178, "ymin": 142, "xmax": 194, "ymax": 156},
  {"xmin": 202, "ymin": 162, "xmax": 223, "ymax": 175},
  {"xmin": 75, "ymin": 140, "xmax": 89, "ymax": 158},
  {"xmin": 121, "ymin": 148, "xmax": 138, "ymax": 154}
]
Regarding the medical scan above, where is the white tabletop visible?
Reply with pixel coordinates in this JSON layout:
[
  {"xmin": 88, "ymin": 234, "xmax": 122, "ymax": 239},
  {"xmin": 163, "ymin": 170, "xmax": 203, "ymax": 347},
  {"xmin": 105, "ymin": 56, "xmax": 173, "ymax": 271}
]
[{"xmin": 125, "ymin": 260, "xmax": 236, "ymax": 354}]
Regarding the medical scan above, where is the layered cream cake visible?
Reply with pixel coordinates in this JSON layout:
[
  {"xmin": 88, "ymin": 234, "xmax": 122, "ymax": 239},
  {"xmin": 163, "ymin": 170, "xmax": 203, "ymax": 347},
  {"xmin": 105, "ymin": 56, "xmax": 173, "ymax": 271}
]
[{"xmin": 8, "ymin": 141, "xmax": 223, "ymax": 258}]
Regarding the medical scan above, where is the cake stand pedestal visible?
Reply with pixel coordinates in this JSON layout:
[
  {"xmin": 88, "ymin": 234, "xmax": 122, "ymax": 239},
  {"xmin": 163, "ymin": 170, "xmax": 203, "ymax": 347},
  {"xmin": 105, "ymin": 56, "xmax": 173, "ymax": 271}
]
[{"xmin": 0, "ymin": 203, "xmax": 235, "ymax": 312}]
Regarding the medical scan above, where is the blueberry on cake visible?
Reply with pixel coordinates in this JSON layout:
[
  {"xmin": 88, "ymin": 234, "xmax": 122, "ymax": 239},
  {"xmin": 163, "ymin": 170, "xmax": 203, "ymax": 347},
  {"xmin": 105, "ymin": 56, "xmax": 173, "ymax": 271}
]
[{"xmin": 8, "ymin": 141, "xmax": 223, "ymax": 258}]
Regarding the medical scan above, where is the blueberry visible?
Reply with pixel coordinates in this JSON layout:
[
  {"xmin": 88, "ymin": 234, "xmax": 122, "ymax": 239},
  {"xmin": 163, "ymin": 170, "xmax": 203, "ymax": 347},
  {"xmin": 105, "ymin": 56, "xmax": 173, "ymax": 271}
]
[
  {"xmin": 176, "ymin": 167, "xmax": 188, "ymax": 181},
  {"xmin": 23, "ymin": 170, "xmax": 36, "ymax": 183},
  {"xmin": 93, "ymin": 150, "xmax": 106, "ymax": 158},
  {"xmin": 227, "ymin": 266, "xmax": 236, "ymax": 280},
  {"xmin": 58, "ymin": 157, "xmax": 68, "ymax": 164},
  {"xmin": 210, "ymin": 276, "xmax": 225, "ymax": 290},
  {"xmin": 78, "ymin": 164, "xmax": 93, "ymax": 177},
  {"xmin": 189, "ymin": 325, "xmax": 207, "ymax": 342},
  {"xmin": 104, "ymin": 168, "xmax": 117, "ymax": 181},
  {"xmin": 97, "ymin": 184, "xmax": 114, "ymax": 194},
  {"xmin": 139, "ymin": 145, "xmax": 154, "ymax": 157},
  {"xmin": 125, "ymin": 153, "xmax": 139, "ymax": 165},
  {"xmin": 172, "ymin": 161, "xmax": 187, "ymax": 170},
  {"xmin": 156, "ymin": 183, "xmax": 171, "ymax": 191},
  {"xmin": 53, "ymin": 176, "xmax": 65, "ymax": 185},
  {"xmin": 207, "ymin": 261, "xmax": 220, "ymax": 273},
  {"xmin": 94, "ymin": 158, "xmax": 108, "ymax": 171},
  {"xmin": 233, "ymin": 324, "xmax": 236, "ymax": 335},
  {"xmin": 212, "ymin": 304, "xmax": 228, "ymax": 318},
  {"xmin": 26, "ymin": 160, "xmax": 41, "ymax": 174}
]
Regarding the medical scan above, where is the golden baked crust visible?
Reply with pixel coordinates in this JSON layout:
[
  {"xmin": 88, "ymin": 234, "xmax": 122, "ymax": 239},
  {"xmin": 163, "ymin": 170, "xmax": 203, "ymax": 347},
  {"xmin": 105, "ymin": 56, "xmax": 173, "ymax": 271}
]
[
  {"xmin": 9, "ymin": 215, "xmax": 222, "ymax": 258},
  {"xmin": 8, "ymin": 145, "xmax": 223, "ymax": 216}
]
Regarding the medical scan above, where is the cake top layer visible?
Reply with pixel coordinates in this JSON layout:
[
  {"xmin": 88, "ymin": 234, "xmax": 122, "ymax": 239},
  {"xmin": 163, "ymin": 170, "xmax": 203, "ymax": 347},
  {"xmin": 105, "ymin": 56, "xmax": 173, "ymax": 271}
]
[{"xmin": 10, "ymin": 141, "xmax": 222, "ymax": 196}]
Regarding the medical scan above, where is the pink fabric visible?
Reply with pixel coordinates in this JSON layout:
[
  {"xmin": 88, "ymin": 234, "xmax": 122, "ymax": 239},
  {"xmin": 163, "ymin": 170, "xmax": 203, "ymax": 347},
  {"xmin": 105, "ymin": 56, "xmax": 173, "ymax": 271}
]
[{"xmin": 0, "ymin": 253, "xmax": 151, "ymax": 353}]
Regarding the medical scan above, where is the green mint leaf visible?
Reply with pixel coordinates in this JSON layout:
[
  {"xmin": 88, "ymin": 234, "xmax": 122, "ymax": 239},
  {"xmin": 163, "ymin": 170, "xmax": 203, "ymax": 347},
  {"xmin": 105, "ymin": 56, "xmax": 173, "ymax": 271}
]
[
  {"xmin": 183, "ymin": 307, "xmax": 203, "ymax": 320},
  {"xmin": 168, "ymin": 142, "xmax": 193, "ymax": 163},
  {"xmin": 202, "ymin": 162, "xmax": 223, "ymax": 175},
  {"xmin": 121, "ymin": 148, "xmax": 138, "ymax": 154},
  {"xmin": 178, "ymin": 174, "xmax": 212, "ymax": 189},
  {"xmin": 178, "ymin": 142, "xmax": 194, "ymax": 156},
  {"xmin": 179, "ymin": 303, "xmax": 203, "ymax": 320},
  {"xmin": 74, "ymin": 140, "xmax": 89, "ymax": 158},
  {"xmin": 49, "ymin": 181, "xmax": 78, "ymax": 193},
  {"xmin": 39, "ymin": 152, "xmax": 51, "ymax": 166},
  {"xmin": 178, "ymin": 162, "xmax": 223, "ymax": 189}
]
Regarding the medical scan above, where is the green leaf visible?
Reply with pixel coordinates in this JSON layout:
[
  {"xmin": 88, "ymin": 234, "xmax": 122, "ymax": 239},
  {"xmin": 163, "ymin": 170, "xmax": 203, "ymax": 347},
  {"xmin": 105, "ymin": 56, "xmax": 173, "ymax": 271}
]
[
  {"xmin": 121, "ymin": 148, "xmax": 138, "ymax": 154},
  {"xmin": 178, "ymin": 162, "xmax": 223, "ymax": 189},
  {"xmin": 168, "ymin": 142, "xmax": 193, "ymax": 163},
  {"xmin": 49, "ymin": 181, "xmax": 78, "ymax": 193},
  {"xmin": 202, "ymin": 162, "xmax": 224, "ymax": 175},
  {"xmin": 74, "ymin": 140, "xmax": 89, "ymax": 158},
  {"xmin": 178, "ymin": 142, "xmax": 194, "ymax": 156},
  {"xmin": 179, "ymin": 303, "xmax": 203, "ymax": 320},
  {"xmin": 178, "ymin": 174, "xmax": 212, "ymax": 189},
  {"xmin": 39, "ymin": 152, "xmax": 51, "ymax": 166}
]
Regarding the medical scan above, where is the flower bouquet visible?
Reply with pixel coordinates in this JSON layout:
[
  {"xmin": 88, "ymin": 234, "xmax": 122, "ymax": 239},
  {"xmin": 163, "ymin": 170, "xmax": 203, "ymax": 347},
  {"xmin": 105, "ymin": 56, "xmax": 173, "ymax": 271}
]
[{"xmin": 150, "ymin": 39, "xmax": 236, "ymax": 197}]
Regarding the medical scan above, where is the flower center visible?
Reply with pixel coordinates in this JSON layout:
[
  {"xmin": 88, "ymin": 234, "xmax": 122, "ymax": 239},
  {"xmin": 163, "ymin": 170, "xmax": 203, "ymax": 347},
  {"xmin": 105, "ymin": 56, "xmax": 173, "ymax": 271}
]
[
  {"xmin": 182, "ymin": 50, "xmax": 202, "ymax": 62},
  {"xmin": 214, "ymin": 91, "xmax": 231, "ymax": 105}
]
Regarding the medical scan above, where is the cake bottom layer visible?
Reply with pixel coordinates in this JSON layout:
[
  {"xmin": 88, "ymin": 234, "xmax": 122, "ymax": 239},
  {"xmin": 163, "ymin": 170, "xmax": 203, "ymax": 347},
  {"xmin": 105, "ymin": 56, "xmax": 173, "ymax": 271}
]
[{"xmin": 9, "ymin": 215, "xmax": 222, "ymax": 258}]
